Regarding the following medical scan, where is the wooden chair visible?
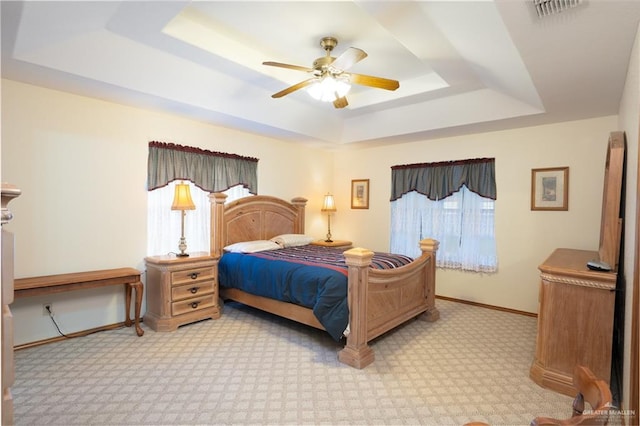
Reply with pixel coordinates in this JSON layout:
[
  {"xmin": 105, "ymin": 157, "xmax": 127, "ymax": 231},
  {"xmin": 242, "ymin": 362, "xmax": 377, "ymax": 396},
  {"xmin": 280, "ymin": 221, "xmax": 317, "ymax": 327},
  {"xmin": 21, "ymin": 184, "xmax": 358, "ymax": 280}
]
[{"xmin": 531, "ymin": 365, "xmax": 613, "ymax": 425}]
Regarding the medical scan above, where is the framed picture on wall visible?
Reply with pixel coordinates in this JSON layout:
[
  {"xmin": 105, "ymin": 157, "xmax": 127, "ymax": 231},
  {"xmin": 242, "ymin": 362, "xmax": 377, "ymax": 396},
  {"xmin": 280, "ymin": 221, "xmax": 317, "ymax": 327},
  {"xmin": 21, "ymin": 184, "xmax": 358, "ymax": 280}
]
[
  {"xmin": 531, "ymin": 167, "xmax": 569, "ymax": 211},
  {"xmin": 351, "ymin": 179, "xmax": 369, "ymax": 209}
]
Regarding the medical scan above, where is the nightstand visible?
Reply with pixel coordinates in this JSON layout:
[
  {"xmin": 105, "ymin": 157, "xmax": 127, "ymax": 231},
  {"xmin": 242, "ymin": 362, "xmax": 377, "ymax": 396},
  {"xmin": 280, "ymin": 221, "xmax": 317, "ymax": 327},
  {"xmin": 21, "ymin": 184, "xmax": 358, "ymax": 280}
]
[
  {"xmin": 311, "ymin": 240, "xmax": 353, "ymax": 248},
  {"xmin": 144, "ymin": 252, "xmax": 221, "ymax": 331}
]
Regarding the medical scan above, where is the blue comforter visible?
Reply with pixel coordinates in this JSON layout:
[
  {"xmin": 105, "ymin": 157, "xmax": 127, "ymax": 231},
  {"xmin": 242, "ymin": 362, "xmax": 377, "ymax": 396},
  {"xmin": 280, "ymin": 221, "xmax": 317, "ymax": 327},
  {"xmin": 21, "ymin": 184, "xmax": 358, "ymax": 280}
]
[{"xmin": 219, "ymin": 252, "xmax": 349, "ymax": 341}]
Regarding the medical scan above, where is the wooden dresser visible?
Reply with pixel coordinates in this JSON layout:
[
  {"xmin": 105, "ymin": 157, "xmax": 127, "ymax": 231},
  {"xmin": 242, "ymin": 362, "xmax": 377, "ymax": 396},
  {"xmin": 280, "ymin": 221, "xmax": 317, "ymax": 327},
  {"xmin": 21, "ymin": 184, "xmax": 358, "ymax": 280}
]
[
  {"xmin": 530, "ymin": 132, "xmax": 624, "ymax": 396},
  {"xmin": 1, "ymin": 183, "xmax": 21, "ymax": 425}
]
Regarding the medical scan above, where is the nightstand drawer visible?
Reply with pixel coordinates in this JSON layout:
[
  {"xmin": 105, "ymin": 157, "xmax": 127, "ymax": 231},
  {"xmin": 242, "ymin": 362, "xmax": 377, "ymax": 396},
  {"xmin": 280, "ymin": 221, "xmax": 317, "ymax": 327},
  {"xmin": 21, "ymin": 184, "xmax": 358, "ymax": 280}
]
[
  {"xmin": 171, "ymin": 266, "xmax": 214, "ymax": 286},
  {"xmin": 171, "ymin": 280, "xmax": 215, "ymax": 301},
  {"xmin": 172, "ymin": 294, "xmax": 217, "ymax": 316}
]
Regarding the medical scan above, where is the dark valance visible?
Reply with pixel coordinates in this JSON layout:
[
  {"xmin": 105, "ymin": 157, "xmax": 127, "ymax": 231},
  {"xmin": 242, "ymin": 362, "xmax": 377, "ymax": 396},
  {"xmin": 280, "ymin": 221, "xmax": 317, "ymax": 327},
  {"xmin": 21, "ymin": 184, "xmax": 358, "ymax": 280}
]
[
  {"xmin": 391, "ymin": 157, "xmax": 496, "ymax": 201},
  {"xmin": 147, "ymin": 141, "xmax": 258, "ymax": 193}
]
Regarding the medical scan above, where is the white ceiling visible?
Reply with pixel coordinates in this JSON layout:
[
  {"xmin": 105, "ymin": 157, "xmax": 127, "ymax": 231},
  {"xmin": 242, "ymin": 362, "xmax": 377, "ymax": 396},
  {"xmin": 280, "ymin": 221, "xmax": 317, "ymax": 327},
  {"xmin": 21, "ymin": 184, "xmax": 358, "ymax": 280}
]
[{"xmin": 3, "ymin": 1, "xmax": 640, "ymax": 149}]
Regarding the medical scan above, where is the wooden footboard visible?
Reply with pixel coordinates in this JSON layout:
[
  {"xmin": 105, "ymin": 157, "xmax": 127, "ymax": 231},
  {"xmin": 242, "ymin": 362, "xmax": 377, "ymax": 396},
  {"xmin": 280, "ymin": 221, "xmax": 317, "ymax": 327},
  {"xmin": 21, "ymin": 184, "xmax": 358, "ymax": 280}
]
[
  {"xmin": 209, "ymin": 192, "xmax": 439, "ymax": 369},
  {"xmin": 338, "ymin": 239, "xmax": 439, "ymax": 369}
]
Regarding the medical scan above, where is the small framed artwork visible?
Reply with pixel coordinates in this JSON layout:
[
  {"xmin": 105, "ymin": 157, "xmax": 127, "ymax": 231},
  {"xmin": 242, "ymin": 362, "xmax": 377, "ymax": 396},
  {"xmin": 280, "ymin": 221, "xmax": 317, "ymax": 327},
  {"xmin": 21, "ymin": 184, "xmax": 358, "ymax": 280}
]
[
  {"xmin": 351, "ymin": 179, "xmax": 370, "ymax": 209},
  {"xmin": 531, "ymin": 167, "xmax": 569, "ymax": 211}
]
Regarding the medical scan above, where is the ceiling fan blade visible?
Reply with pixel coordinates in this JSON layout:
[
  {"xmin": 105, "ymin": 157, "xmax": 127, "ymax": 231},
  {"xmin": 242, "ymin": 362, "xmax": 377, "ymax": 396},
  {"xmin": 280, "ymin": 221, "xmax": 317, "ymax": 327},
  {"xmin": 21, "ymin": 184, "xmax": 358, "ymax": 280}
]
[
  {"xmin": 349, "ymin": 73, "xmax": 399, "ymax": 91},
  {"xmin": 333, "ymin": 96, "xmax": 348, "ymax": 109},
  {"xmin": 271, "ymin": 78, "xmax": 317, "ymax": 98},
  {"xmin": 330, "ymin": 47, "xmax": 367, "ymax": 71},
  {"xmin": 263, "ymin": 61, "xmax": 314, "ymax": 73}
]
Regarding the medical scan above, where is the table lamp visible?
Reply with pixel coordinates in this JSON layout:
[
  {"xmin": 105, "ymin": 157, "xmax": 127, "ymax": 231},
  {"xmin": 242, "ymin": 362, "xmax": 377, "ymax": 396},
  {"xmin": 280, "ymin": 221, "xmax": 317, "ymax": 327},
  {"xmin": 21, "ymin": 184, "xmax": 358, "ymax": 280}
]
[
  {"xmin": 321, "ymin": 193, "xmax": 336, "ymax": 242},
  {"xmin": 171, "ymin": 181, "xmax": 196, "ymax": 257}
]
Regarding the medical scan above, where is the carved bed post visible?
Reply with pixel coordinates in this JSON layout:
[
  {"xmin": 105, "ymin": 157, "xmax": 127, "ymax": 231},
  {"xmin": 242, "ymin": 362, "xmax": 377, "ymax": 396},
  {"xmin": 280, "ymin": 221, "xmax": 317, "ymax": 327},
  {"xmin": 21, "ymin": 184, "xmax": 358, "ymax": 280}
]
[
  {"xmin": 209, "ymin": 192, "xmax": 228, "ymax": 259},
  {"xmin": 419, "ymin": 238, "xmax": 440, "ymax": 322},
  {"xmin": 290, "ymin": 197, "xmax": 307, "ymax": 233},
  {"xmin": 339, "ymin": 247, "xmax": 375, "ymax": 369}
]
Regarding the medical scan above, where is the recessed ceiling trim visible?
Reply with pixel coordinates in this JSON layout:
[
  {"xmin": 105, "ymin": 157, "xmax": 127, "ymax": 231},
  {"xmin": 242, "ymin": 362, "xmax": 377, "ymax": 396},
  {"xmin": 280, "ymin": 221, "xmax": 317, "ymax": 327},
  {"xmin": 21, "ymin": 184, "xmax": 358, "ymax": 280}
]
[
  {"xmin": 4, "ymin": 0, "xmax": 639, "ymax": 147},
  {"xmin": 163, "ymin": 6, "xmax": 267, "ymax": 77}
]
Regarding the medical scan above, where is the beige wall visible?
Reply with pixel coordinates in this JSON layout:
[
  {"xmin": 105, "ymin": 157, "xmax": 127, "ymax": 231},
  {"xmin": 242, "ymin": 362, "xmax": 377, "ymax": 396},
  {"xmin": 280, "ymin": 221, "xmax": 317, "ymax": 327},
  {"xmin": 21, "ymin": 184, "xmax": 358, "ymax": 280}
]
[
  {"xmin": 331, "ymin": 116, "xmax": 618, "ymax": 313},
  {"xmin": 1, "ymin": 79, "xmax": 333, "ymax": 345}
]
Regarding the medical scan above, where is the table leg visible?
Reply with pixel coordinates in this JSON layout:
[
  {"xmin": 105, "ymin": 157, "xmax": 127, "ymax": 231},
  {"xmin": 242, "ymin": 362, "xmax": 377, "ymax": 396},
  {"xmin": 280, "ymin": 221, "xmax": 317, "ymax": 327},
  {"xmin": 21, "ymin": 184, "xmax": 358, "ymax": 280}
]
[
  {"xmin": 132, "ymin": 281, "xmax": 144, "ymax": 336},
  {"xmin": 125, "ymin": 284, "xmax": 133, "ymax": 327},
  {"xmin": 125, "ymin": 281, "xmax": 144, "ymax": 336}
]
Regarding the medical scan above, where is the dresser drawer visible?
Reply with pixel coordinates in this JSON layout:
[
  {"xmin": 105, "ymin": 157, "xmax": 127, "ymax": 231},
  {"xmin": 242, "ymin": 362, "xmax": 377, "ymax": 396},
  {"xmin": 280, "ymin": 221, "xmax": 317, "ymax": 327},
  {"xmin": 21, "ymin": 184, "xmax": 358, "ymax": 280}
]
[
  {"xmin": 172, "ymin": 294, "xmax": 217, "ymax": 317},
  {"xmin": 171, "ymin": 266, "xmax": 214, "ymax": 286},
  {"xmin": 171, "ymin": 280, "xmax": 215, "ymax": 302}
]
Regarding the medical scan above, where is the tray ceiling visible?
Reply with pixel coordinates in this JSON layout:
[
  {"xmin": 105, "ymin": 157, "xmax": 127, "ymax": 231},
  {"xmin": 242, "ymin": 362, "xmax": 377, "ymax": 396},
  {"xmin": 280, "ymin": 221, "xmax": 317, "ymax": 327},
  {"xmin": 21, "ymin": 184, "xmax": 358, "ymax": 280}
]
[{"xmin": 3, "ymin": 1, "xmax": 640, "ymax": 148}]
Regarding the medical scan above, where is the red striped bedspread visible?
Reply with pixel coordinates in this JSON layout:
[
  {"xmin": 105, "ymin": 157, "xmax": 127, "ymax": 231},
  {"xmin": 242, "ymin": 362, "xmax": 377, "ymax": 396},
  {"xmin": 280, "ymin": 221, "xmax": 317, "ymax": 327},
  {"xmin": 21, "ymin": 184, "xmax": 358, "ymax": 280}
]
[{"xmin": 248, "ymin": 244, "xmax": 414, "ymax": 277}]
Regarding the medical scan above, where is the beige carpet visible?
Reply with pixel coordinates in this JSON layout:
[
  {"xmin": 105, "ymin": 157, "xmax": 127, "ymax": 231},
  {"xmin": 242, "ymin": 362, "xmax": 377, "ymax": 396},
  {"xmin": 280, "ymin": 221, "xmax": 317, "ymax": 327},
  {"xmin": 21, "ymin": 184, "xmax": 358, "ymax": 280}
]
[{"xmin": 13, "ymin": 299, "xmax": 584, "ymax": 425}]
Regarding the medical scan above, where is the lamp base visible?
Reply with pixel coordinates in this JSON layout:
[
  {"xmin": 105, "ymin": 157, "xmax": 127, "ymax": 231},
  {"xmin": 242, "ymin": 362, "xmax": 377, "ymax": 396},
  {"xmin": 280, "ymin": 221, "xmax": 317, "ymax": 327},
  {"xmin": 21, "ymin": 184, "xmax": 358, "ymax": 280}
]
[
  {"xmin": 324, "ymin": 239, "xmax": 333, "ymax": 243},
  {"xmin": 177, "ymin": 235, "xmax": 189, "ymax": 257}
]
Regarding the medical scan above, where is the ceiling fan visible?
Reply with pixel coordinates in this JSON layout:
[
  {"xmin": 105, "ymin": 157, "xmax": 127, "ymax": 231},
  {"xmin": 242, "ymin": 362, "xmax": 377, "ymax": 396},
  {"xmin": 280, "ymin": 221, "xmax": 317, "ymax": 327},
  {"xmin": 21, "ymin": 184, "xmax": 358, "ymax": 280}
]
[{"xmin": 263, "ymin": 36, "xmax": 400, "ymax": 109}]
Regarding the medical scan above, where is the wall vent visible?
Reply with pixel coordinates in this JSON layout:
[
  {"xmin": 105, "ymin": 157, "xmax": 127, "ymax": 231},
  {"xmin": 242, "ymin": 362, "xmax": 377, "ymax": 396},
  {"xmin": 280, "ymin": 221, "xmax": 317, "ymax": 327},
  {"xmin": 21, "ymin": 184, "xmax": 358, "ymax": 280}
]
[{"xmin": 533, "ymin": 0, "xmax": 583, "ymax": 18}]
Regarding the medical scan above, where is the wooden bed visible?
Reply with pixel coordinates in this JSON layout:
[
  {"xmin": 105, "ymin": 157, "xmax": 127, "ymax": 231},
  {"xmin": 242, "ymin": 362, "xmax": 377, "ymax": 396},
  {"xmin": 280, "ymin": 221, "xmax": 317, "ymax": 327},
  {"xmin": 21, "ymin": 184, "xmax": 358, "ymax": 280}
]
[{"xmin": 209, "ymin": 192, "xmax": 439, "ymax": 368}]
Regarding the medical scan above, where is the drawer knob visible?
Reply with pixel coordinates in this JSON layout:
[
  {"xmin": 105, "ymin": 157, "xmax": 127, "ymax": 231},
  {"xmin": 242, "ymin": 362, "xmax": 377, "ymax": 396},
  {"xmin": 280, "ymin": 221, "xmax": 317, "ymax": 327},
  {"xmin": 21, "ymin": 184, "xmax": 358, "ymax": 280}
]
[
  {"xmin": 190, "ymin": 287, "xmax": 199, "ymax": 294},
  {"xmin": 189, "ymin": 272, "xmax": 200, "ymax": 280},
  {"xmin": 190, "ymin": 301, "xmax": 199, "ymax": 309}
]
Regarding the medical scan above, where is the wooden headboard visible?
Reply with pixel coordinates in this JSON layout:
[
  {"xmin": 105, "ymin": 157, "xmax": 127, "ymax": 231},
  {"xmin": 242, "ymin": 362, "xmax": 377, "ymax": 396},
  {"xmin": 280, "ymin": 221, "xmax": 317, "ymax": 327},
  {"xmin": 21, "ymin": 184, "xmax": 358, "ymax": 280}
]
[{"xmin": 209, "ymin": 193, "xmax": 307, "ymax": 259}]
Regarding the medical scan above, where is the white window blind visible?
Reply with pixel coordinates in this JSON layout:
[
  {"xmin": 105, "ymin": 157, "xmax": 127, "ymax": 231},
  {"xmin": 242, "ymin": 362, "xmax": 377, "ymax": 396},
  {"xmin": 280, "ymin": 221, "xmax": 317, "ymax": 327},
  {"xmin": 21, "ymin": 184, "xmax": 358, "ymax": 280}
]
[{"xmin": 390, "ymin": 186, "xmax": 497, "ymax": 272}]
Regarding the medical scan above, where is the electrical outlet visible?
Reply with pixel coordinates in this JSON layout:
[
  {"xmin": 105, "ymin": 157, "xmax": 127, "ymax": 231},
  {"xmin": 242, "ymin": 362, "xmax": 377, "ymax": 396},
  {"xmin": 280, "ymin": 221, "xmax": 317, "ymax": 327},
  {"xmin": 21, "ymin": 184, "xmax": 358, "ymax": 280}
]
[{"xmin": 42, "ymin": 303, "xmax": 52, "ymax": 316}]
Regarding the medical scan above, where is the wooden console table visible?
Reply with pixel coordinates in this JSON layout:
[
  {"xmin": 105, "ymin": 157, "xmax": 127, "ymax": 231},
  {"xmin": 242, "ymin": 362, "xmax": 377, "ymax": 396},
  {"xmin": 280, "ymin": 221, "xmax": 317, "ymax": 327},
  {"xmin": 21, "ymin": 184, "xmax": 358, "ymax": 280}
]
[{"xmin": 14, "ymin": 268, "xmax": 144, "ymax": 337}]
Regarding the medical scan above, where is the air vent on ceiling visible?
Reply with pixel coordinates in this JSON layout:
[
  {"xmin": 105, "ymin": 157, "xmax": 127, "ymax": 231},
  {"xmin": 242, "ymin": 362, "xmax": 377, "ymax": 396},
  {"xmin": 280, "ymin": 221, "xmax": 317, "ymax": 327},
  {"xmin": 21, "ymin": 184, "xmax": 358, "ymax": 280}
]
[{"xmin": 533, "ymin": 0, "xmax": 583, "ymax": 18}]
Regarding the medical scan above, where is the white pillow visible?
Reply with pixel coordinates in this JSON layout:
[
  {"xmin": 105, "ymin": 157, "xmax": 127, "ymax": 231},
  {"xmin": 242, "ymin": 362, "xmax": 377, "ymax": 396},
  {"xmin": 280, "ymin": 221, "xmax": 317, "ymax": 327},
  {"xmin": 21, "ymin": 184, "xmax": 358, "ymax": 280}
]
[
  {"xmin": 224, "ymin": 240, "xmax": 281, "ymax": 253},
  {"xmin": 270, "ymin": 234, "xmax": 315, "ymax": 248}
]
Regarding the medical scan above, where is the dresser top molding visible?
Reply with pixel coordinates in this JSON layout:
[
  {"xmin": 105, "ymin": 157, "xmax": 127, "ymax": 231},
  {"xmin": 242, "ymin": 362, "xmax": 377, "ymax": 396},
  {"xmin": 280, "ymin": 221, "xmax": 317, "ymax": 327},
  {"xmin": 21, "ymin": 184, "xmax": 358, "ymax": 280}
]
[{"xmin": 539, "ymin": 248, "xmax": 616, "ymax": 289}]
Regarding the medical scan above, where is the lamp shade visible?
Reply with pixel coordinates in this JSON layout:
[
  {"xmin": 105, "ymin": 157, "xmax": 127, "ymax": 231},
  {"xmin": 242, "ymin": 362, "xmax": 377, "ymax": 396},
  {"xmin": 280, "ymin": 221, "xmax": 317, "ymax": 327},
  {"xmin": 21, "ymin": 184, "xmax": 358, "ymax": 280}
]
[
  {"xmin": 171, "ymin": 181, "xmax": 196, "ymax": 211},
  {"xmin": 321, "ymin": 193, "xmax": 336, "ymax": 212},
  {"xmin": 307, "ymin": 76, "xmax": 351, "ymax": 102}
]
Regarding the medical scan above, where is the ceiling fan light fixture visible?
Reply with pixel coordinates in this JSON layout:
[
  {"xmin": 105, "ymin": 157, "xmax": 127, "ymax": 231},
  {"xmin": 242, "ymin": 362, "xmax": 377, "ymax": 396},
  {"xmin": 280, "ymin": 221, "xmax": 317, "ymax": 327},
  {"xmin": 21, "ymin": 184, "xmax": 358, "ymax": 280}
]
[
  {"xmin": 264, "ymin": 36, "xmax": 398, "ymax": 108},
  {"xmin": 307, "ymin": 75, "xmax": 351, "ymax": 102}
]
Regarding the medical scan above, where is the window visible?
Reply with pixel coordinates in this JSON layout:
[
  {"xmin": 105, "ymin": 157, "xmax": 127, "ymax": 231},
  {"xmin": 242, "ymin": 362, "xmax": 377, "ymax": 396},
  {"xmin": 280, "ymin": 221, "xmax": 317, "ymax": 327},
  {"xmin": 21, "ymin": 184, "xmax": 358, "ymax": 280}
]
[
  {"xmin": 146, "ymin": 141, "xmax": 258, "ymax": 256},
  {"xmin": 147, "ymin": 182, "xmax": 251, "ymax": 256},
  {"xmin": 390, "ymin": 158, "xmax": 497, "ymax": 273},
  {"xmin": 391, "ymin": 187, "xmax": 496, "ymax": 272}
]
